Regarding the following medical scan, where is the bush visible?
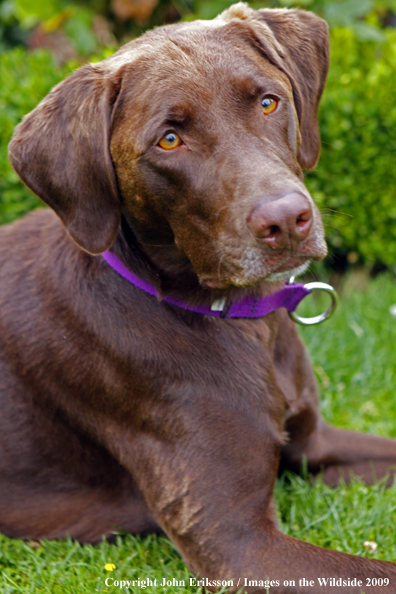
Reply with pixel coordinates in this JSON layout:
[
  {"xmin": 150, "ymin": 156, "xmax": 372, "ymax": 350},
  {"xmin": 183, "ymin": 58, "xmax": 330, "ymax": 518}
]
[
  {"xmin": 0, "ymin": 26, "xmax": 395, "ymax": 268},
  {"xmin": 0, "ymin": 47, "xmax": 77, "ymax": 223},
  {"xmin": 306, "ymin": 27, "xmax": 396, "ymax": 268}
]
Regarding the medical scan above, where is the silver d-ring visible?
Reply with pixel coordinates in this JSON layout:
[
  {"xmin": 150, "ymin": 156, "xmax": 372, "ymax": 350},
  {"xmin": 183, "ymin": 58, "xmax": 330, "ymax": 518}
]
[{"xmin": 288, "ymin": 279, "xmax": 339, "ymax": 326}]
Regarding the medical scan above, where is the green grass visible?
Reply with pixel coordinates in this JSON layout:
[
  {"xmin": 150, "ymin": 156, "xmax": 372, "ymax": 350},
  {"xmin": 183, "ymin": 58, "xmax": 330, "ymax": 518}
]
[{"xmin": 1, "ymin": 271, "xmax": 396, "ymax": 593}]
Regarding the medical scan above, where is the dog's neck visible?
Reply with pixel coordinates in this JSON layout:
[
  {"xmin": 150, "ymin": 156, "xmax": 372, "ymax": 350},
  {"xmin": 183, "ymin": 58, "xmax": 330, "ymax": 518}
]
[{"xmin": 109, "ymin": 213, "xmax": 271, "ymax": 306}]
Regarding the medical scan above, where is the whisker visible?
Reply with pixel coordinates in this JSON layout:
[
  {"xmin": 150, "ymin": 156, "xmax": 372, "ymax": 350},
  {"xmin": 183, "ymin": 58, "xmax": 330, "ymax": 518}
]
[
  {"xmin": 323, "ymin": 224, "xmax": 343, "ymax": 231},
  {"xmin": 319, "ymin": 208, "xmax": 353, "ymax": 218},
  {"xmin": 217, "ymin": 253, "xmax": 225, "ymax": 280},
  {"xmin": 213, "ymin": 204, "xmax": 232, "ymax": 217}
]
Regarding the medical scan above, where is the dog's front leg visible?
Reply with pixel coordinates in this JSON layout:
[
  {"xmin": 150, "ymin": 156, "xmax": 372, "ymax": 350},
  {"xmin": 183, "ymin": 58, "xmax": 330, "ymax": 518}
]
[
  {"xmin": 119, "ymin": 387, "xmax": 396, "ymax": 594},
  {"xmin": 276, "ymin": 314, "xmax": 396, "ymax": 486}
]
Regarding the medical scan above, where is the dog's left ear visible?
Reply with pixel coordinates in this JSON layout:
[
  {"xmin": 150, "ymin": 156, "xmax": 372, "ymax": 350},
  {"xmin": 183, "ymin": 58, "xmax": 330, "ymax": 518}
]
[
  {"xmin": 258, "ymin": 9, "xmax": 329, "ymax": 169},
  {"xmin": 222, "ymin": 5, "xmax": 330, "ymax": 170},
  {"xmin": 8, "ymin": 64, "xmax": 122, "ymax": 254},
  {"xmin": 256, "ymin": 8, "xmax": 329, "ymax": 170}
]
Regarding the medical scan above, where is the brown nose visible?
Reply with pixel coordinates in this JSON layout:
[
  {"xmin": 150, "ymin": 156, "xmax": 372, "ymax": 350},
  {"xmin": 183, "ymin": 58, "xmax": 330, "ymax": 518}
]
[{"xmin": 246, "ymin": 192, "xmax": 313, "ymax": 249}]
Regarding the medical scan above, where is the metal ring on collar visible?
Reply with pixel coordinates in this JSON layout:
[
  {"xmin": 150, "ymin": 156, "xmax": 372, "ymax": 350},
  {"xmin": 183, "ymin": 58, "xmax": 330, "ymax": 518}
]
[{"xmin": 287, "ymin": 277, "xmax": 339, "ymax": 326}]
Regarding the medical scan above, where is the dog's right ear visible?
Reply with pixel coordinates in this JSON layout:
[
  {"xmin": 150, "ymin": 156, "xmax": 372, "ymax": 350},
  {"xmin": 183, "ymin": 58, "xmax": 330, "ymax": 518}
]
[{"xmin": 8, "ymin": 64, "xmax": 122, "ymax": 255}]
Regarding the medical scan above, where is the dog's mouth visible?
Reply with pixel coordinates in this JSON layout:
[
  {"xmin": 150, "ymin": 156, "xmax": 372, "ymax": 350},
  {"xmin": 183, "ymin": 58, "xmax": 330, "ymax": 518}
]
[
  {"xmin": 196, "ymin": 211, "xmax": 327, "ymax": 290},
  {"xmin": 200, "ymin": 253, "xmax": 316, "ymax": 290},
  {"xmin": 200, "ymin": 260, "xmax": 311, "ymax": 289},
  {"xmin": 265, "ymin": 260, "xmax": 311, "ymax": 282}
]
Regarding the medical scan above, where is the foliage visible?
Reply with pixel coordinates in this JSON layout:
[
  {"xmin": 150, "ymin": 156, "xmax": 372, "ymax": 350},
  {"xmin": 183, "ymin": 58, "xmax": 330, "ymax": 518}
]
[
  {"xmin": 1, "ymin": 272, "xmax": 396, "ymax": 591},
  {"xmin": 0, "ymin": 0, "xmax": 395, "ymax": 56},
  {"xmin": 0, "ymin": 0, "xmax": 28, "ymax": 51},
  {"xmin": 305, "ymin": 27, "xmax": 396, "ymax": 268},
  {"xmin": 0, "ymin": 48, "xmax": 76, "ymax": 223},
  {"xmin": 0, "ymin": 0, "xmax": 115, "ymax": 56}
]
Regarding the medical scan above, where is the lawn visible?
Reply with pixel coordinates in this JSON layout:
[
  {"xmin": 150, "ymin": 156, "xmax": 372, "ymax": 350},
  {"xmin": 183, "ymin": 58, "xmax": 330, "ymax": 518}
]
[{"xmin": 1, "ymin": 272, "xmax": 396, "ymax": 593}]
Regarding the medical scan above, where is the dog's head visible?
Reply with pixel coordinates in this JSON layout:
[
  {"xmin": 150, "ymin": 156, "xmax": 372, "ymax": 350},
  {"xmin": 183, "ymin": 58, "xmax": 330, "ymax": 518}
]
[{"xmin": 8, "ymin": 2, "xmax": 329, "ymax": 289}]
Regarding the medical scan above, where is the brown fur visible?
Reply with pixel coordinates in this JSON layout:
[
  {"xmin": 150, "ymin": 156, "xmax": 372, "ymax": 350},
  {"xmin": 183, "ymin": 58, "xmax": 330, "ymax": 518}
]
[{"xmin": 3, "ymin": 3, "xmax": 396, "ymax": 592}]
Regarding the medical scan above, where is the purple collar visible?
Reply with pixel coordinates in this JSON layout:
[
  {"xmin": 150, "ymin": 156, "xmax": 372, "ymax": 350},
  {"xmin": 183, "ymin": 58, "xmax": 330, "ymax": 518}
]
[{"xmin": 102, "ymin": 250, "xmax": 311, "ymax": 319}]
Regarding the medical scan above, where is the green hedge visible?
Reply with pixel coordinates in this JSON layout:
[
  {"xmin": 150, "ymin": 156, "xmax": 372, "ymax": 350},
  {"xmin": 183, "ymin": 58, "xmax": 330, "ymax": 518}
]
[
  {"xmin": 0, "ymin": 48, "xmax": 76, "ymax": 223},
  {"xmin": 306, "ymin": 27, "xmax": 396, "ymax": 268},
  {"xmin": 1, "ymin": 27, "xmax": 396, "ymax": 267}
]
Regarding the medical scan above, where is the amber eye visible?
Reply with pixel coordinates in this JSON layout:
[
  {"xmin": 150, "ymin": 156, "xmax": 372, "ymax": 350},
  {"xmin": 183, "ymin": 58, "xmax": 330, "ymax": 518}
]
[
  {"xmin": 158, "ymin": 132, "xmax": 182, "ymax": 150},
  {"xmin": 261, "ymin": 97, "xmax": 278, "ymax": 115}
]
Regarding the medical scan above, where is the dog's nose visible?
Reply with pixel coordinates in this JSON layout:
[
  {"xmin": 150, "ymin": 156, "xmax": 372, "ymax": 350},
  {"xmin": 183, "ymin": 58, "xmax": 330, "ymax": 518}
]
[{"xmin": 246, "ymin": 192, "xmax": 313, "ymax": 249}]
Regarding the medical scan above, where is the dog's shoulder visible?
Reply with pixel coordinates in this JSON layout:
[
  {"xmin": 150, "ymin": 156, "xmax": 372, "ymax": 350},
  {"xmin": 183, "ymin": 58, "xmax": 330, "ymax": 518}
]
[{"xmin": 0, "ymin": 208, "xmax": 62, "ymax": 249}]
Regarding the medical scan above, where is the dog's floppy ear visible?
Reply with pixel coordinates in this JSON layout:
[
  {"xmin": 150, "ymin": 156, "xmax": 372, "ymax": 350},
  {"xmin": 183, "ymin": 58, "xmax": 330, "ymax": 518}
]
[
  {"xmin": 256, "ymin": 9, "xmax": 330, "ymax": 169},
  {"xmin": 222, "ymin": 5, "xmax": 329, "ymax": 169},
  {"xmin": 8, "ymin": 64, "xmax": 122, "ymax": 254}
]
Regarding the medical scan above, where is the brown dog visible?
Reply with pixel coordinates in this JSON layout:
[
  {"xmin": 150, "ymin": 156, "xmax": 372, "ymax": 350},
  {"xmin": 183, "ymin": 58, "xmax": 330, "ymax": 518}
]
[{"xmin": 3, "ymin": 2, "xmax": 396, "ymax": 592}]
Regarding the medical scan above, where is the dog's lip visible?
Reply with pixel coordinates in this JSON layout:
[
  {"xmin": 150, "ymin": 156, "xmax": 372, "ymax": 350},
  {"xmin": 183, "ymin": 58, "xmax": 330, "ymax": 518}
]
[
  {"xmin": 264, "ymin": 255, "xmax": 310, "ymax": 277},
  {"xmin": 200, "ymin": 255, "xmax": 312, "ymax": 289},
  {"xmin": 266, "ymin": 260, "xmax": 311, "ymax": 281}
]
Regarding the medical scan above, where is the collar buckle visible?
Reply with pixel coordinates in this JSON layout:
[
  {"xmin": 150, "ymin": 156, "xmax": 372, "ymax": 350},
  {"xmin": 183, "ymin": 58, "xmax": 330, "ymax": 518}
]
[{"xmin": 210, "ymin": 297, "xmax": 227, "ymax": 312}]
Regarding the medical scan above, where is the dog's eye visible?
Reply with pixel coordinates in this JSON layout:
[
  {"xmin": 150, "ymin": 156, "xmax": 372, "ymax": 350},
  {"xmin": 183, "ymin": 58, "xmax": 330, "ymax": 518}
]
[
  {"xmin": 261, "ymin": 97, "xmax": 278, "ymax": 115},
  {"xmin": 158, "ymin": 132, "xmax": 182, "ymax": 150}
]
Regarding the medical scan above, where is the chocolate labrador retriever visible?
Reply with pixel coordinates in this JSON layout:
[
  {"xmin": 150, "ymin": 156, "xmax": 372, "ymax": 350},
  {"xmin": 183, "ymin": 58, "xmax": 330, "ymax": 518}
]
[{"xmin": 3, "ymin": 2, "xmax": 396, "ymax": 592}]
